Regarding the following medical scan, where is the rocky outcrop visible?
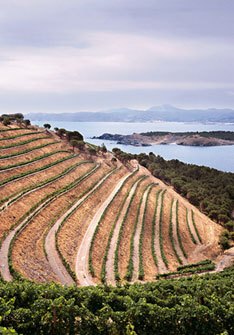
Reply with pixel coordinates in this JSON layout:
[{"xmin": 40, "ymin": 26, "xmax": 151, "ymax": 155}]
[{"xmin": 93, "ymin": 132, "xmax": 234, "ymax": 147}]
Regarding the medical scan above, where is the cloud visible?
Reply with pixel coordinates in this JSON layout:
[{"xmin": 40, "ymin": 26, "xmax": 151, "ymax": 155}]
[
  {"xmin": 227, "ymin": 91, "xmax": 234, "ymax": 96},
  {"xmin": 0, "ymin": 1, "xmax": 233, "ymax": 110},
  {"xmin": 0, "ymin": 32, "xmax": 233, "ymax": 96}
]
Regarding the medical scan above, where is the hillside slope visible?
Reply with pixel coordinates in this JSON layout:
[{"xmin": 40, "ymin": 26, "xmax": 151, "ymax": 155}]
[{"xmin": 0, "ymin": 122, "xmax": 228, "ymax": 286}]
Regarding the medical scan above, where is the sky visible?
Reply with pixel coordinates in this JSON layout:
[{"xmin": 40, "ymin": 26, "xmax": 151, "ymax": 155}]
[{"xmin": 0, "ymin": 0, "xmax": 234, "ymax": 113}]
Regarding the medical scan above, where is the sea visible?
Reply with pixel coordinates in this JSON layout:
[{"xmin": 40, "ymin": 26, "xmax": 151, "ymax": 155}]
[{"xmin": 35, "ymin": 120, "xmax": 234, "ymax": 173}]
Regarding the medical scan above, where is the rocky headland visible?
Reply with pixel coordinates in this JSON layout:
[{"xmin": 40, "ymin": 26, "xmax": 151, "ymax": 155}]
[{"xmin": 93, "ymin": 131, "xmax": 234, "ymax": 147}]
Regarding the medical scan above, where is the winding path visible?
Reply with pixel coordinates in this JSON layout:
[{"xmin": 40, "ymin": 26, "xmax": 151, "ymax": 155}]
[
  {"xmin": 152, "ymin": 189, "xmax": 168, "ymax": 273},
  {"xmin": 131, "ymin": 184, "xmax": 152, "ymax": 282},
  {"xmin": 187, "ymin": 209, "xmax": 201, "ymax": 245},
  {"xmin": 0, "ymin": 198, "xmax": 54, "ymax": 281},
  {"xmin": 45, "ymin": 165, "xmax": 116, "ymax": 286},
  {"xmin": 171, "ymin": 199, "xmax": 187, "ymax": 265},
  {"xmin": 105, "ymin": 177, "xmax": 142, "ymax": 285},
  {"xmin": 0, "ymin": 164, "xmax": 98, "ymax": 281},
  {"xmin": 75, "ymin": 169, "xmax": 136, "ymax": 286},
  {"xmin": 0, "ymin": 158, "xmax": 82, "ymax": 212}
]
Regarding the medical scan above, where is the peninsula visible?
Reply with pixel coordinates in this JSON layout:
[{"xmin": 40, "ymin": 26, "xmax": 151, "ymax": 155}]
[{"xmin": 93, "ymin": 131, "xmax": 234, "ymax": 147}]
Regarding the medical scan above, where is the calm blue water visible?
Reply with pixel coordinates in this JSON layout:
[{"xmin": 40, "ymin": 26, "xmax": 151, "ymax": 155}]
[{"xmin": 35, "ymin": 121, "xmax": 234, "ymax": 173}]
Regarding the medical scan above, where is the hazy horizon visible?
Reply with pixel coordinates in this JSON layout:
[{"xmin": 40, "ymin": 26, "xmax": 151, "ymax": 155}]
[{"xmin": 24, "ymin": 104, "xmax": 234, "ymax": 115}]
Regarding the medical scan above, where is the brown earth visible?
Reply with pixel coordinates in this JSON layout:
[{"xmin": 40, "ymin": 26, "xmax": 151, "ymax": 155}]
[
  {"xmin": 90, "ymin": 170, "xmax": 140, "ymax": 282},
  {"xmin": 0, "ymin": 155, "xmax": 82, "ymax": 206},
  {"xmin": 0, "ymin": 122, "xmax": 226, "ymax": 285},
  {"xmin": 0, "ymin": 137, "xmax": 56, "ymax": 157},
  {"xmin": 105, "ymin": 174, "xmax": 144, "ymax": 285},
  {"xmin": 0, "ymin": 142, "xmax": 67, "ymax": 167},
  {"xmin": 0, "ymin": 151, "xmax": 71, "ymax": 182},
  {"xmin": 0, "ymin": 132, "xmax": 47, "ymax": 147},
  {"xmin": 0, "ymin": 128, "xmax": 39, "ymax": 138},
  {"xmin": 57, "ymin": 166, "xmax": 127, "ymax": 280},
  {"xmin": 0, "ymin": 158, "xmax": 92, "ymax": 240},
  {"xmin": 118, "ymin": 178, "xmax": 150, "ymax": 280},
  {"xmin": 11, "ymin": 162, "xmax": 98, "ymax": 282},
  {"xmin": 161, "ymin": 192, "xmax": 178, "ymax": 271},
  {"xmin": 142, "ymin": 186, "xmax": 159, "ymax": 281},
  {"xmin": 178, "ymin": 202, "xmax": 199, "ymax": 261}
]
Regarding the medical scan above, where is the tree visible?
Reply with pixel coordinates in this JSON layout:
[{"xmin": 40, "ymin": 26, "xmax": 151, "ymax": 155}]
[
  {"xmin": 219, "ymin": 230, "xmax": 230, "ymax": 249},
  {"xmin": 87, "ymin": 147, "xmax": 96, "ymax": 156},
  {"xmin": 70, "ymin": 139, "xmax": 85, "ymax": 151},
  {"xmin": 66, "ymin": 131, "xmax": 83, "ymax": 142},
  {"xmin": 70, "ymin": 139, "xmax": 78, "ymax": 152},
  {"xmin": 57, "ymin": 128, "xmax": 67, "ymax": 137},
  {"xmin": 43, "ymin": 123, "xmax": 51, "ymax": 129},
  {"xmin": 2, "ymin": 118, "xmax": 11, "ymax": 126},
  {"xmin": 100, "ymin": 143, "xmax": 107, "ymax": 153},
  {"xmin": 76, "ymin": 140, "xmax": 85, "ymax": 150},
  {"xmin": 23, "ymin": 119, "xmax": 31, "ymax": 127}
]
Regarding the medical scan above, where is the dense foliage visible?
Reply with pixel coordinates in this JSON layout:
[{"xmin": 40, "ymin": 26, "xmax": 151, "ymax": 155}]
[
  {"xmin": 0, "ymin": 113, "xmax": 31, "ymax": 127},
  {"xmin": 0, "ymin": 267, "xmax": 234, "ymax": 334},
  {"xmin": 140, "ymin": 131, "xmax": 234, "ymax": 141}
]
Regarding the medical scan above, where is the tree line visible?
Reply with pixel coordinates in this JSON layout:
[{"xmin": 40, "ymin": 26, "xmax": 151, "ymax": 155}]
[{"xmin": 140, "ymin": 131, "xmax": 234, "ymax": 141}]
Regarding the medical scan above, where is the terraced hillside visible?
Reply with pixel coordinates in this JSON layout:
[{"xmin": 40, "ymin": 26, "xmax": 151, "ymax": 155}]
[{"xmin": 0, "ymin": 122, "xmax": 225, "ymax": 286}]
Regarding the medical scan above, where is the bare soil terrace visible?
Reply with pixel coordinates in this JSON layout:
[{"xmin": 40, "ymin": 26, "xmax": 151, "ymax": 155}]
[
  {"xmin": 0, "ymin": 132, "xmax": 47, "ymax": 147},
  {"xmin": 118, "ymin": 178, "xmax": 151, "ymax": 280},
  {"xmin": 57, "ymin": 165, "xmax": 127, "ymax": 280},
  {"xmin": 0, "ymin": 157, "xmax": 89, "ymax": 239},
  {"xmin": 11, "ymin": 162, "xmax": 96, "ymax": 282},
  {"xmin": 0, "ymin": 151, "xmax": 70, "ymax": 182},
  {"xmin": 0, "ymin": 142, "xmax": 68, "ymax": 167},
  {"xmin": 0, "ymin": 137, "xmax": 56, "ymax": 157},
  {"xmin": 0, "ymin": 155, "xmax": 81, "ymax": 206},
  {"xmin": 90, "ymin": 169, "xmax": 141, "ymax": 282},
  {"xmin": 0, "ymin": 122, "xmax": 226, "ymax": 286}
]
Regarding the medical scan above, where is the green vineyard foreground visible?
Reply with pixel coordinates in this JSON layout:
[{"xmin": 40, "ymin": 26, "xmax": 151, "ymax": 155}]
[{"xmin": 0, "ymin": 267, "xmax": 234, "ymax": 334}]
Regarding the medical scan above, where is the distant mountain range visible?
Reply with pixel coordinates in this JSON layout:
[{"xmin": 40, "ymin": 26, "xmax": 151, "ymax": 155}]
[{"xmin": 27, "ymin": 105, "xmax": 234, "ymax": 123}]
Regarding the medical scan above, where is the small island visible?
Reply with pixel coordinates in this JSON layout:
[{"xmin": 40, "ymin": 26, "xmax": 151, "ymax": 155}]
[{"xmin": 93, "ymin": 131, "xmax": 234, "ymax": 147}]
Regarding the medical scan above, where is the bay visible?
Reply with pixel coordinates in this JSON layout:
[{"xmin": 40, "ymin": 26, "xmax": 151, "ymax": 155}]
[{"xmin": 35, "ymin": 120, "xmax": 234, "ymax": 172}]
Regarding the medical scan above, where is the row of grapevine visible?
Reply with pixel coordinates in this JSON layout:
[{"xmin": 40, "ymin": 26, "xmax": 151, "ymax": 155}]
[
  {"xmin": 0, "ymin": 156, "xmax": 83, "ymax": 209},
  {"xmin": 0, "ymin": 140, "xmax": 59, "ymax": 159},
  {"xmin": 55, "ymin": 166, "xmax": 120, "ymax": 283},
  {"xmin": 6, "ymin": 163, "xmax": 100, "ymax": 281},
  {"xmin": 0, "ymin": 153, "xmax": 77, "ymax": 187},
  {"xmin": 87, "ymin": 169, "xmax": 139, "ymax": 280},
  {"xmin": 0, "ymin": 149, "xmax": 69, "ymax": 171},
  {"xmin": 0, "ymin": 130, "xmax": 44, "ymax": 141},
  {"xmin": 138, "ymin": 184, "xmax": 155, "ymax": 280},
  {"xmin": 125, "ymin": 183, "xmax": 151, "ymax": 281},
  {"xmin": 0, "ymin": 135, "xmax": 50, "ymax": 149}
]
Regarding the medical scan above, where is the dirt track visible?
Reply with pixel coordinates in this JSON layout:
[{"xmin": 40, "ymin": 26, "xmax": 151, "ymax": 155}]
[
  {"xmin": 171, "ymin": 199, "xmax": 187, "ymax": 265},
  {"xmin": 105, "ymin": 177, "xmax": 142, "ymax": 285},
  {"xmin": 132, "ymin": 184, "xmax": 152, "ymax": 282},
  {"xmin": 75, "ymin": 169, "xmax": 135, "ymax": 286},
  {"xmin": 44, "ymin": 164, "xmax": 117, "ymax": 285}
]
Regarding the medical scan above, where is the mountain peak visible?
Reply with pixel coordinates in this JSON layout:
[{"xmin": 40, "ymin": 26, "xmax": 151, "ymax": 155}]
[{"xmin": 147, "ymin": 104, "xmax": 180, "ymax": 112}]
